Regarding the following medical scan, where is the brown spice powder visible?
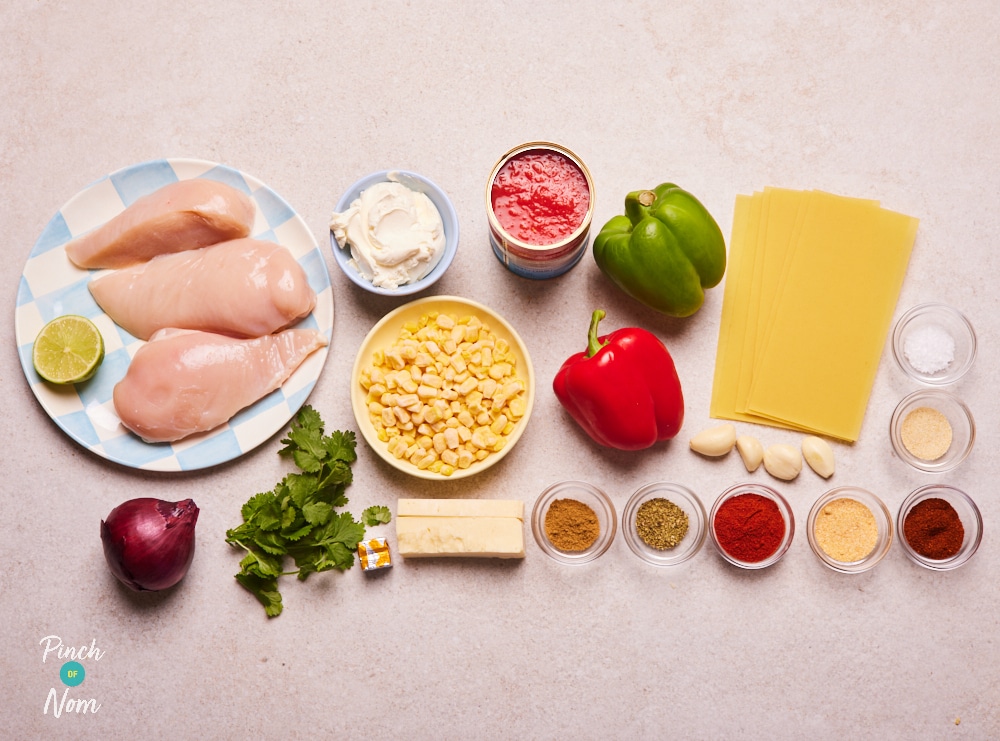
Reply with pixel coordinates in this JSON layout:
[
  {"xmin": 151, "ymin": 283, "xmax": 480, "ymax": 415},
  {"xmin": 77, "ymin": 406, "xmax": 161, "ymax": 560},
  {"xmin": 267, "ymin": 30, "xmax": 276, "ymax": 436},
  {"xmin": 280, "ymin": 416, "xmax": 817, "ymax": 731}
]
[
  {"xmin": 900, "ymin": 406, "xmax": 952, "ymax": 461},
  {"xmin": 814, "ymin": 497, "xmax": 878, "ymax": 562},
  {"xmin": 544, "ymin": 498, "xmax": 599, "ymax": 551}
]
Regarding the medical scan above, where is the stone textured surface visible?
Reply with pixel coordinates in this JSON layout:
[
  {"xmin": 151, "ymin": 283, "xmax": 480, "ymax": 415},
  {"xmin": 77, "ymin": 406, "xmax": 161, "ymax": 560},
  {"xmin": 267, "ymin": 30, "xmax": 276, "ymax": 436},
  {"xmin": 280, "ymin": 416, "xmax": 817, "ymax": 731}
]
[{"xmin": 3, "ymin": 1, "xmax": 999, "ymax": 738}]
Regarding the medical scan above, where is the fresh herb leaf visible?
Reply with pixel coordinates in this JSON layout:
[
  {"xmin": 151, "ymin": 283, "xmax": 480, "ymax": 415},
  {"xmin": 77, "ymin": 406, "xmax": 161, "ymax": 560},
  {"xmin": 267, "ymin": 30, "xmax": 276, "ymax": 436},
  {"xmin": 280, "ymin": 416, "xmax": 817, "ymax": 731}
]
[
  {"xmin": 324, "ymin": 430, "xmax": 358, "ymax": 464},
  {"xmin": 281, "ymin": 523, "xmax": 313, "ymax": 542},
  {"xmin": 234, "ymin": 572, "xmax": 283, "ymax": 617},
  {"xmin": 253, "ymin": 531, "xmax": 289, "ymax": 556},
  {"xmin": 313, "ymin": 512, "xmax": 367, "ymax": 559},
  {"xmin": 239, "ymin": 550, "xmax": 283, "ymax": 579},
  {"xmin": 225, "ymin": 405, "xmax": 384, "ymax": 618},
  {"xmin": 250, "ymin": 494, "xmax": 283, "ymax": 532},
  {"xmin": 363, "ymin": 505, "xmax": 392, "ymax": 527},
  {"xmin": 280, "ymin": 503, "xmax": 299, "ymax": 530},
  {"xmin": 286, "ymin": 473, "xmax": 319, "ymax": 509},
  {"xmin": 241, "ymin": 491, "xmax": 274, "ymax": 522},
  {"xmin": 302, "ymin": 501, "xmax": 333, "ymax": 526}
]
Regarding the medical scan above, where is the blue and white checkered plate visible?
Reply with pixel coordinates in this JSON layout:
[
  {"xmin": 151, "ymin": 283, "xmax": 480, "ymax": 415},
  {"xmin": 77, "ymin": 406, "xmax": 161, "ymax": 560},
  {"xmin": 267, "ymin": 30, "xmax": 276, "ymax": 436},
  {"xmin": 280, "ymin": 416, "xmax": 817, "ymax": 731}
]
[{"xmin": 15, "ymin": 158, "xmax": 334, "ymax": 472}]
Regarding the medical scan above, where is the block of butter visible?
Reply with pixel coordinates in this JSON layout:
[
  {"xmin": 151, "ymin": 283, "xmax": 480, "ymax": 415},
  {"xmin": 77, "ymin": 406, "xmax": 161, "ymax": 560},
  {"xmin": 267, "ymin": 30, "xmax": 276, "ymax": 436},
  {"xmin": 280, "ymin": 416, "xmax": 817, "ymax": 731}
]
[{"xmin": 396, "ymin": 498, "xmax": 525, "ymax": 559}]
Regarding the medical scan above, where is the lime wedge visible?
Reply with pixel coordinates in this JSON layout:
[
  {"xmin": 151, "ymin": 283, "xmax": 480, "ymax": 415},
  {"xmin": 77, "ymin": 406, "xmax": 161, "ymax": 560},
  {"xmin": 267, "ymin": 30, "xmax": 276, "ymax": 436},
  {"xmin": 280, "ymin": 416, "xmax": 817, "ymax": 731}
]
[{"xmin": 32, "ymin": 315, "xmax": 105, "ymax": 384}]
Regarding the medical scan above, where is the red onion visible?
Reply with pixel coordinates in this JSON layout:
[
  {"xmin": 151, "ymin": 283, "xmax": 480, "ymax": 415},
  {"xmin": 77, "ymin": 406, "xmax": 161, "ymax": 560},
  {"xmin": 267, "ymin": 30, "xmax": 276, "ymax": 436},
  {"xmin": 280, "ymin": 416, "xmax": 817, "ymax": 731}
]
[{"xmin": 100, "ymin": 498, "xmax": 199, "ymax": 591}]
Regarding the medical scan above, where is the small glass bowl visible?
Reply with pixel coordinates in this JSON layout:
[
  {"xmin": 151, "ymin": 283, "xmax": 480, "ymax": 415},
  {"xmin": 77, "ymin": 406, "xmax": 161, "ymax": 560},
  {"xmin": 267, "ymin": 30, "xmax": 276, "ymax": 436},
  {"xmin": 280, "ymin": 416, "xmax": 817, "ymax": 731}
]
[
  {"xmin": 531, "ymin": 481, "xmax": 617, "ymax": 565},
  {"xmin": 708, "ymin": 483, "xmax": 794, "ymax": 570},
  {"xmin": 891, "ymin": 303, "xmax": 976, "ymax": 385},
  {"xmin": 622, "ymin": 482, "xmax": 707, "ymax": 567},
  {"xmin": 806, "ymin": 486, "xmax": 893, "ymax": 574},
  {"xmin": 889, "ymin": 389, "xmax": 975, "ymax": 473},
  {"xmin": 897, "ymin": 484, "xmax": 983, "ymax": 571}
]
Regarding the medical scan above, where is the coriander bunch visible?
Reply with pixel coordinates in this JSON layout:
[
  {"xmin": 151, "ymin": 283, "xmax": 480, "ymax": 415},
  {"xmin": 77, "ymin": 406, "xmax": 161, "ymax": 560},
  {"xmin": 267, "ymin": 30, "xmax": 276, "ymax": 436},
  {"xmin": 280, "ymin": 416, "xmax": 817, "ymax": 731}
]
[{"xmin": 225, "ymin": 406, "xmax": 365, "ymax": 617}]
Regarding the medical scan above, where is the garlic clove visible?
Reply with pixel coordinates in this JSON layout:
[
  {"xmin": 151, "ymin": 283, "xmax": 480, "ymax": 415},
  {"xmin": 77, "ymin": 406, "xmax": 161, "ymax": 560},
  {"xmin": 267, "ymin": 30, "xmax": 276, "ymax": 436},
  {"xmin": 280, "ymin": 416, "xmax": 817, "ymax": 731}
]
[
  {"xmin": 736, "ymin": 435, "xmax": 764, "ymax": 472},
  {"xmin": 802, "ymin": 435, "xmax": 835, "ymax": 478},
  {"xmin": 763, "ymin": 443, "xmax": 802, "ymax": 481},
  {"xmin": 689, "ymin": 423, "xmax": 737, "ymax": 457}
]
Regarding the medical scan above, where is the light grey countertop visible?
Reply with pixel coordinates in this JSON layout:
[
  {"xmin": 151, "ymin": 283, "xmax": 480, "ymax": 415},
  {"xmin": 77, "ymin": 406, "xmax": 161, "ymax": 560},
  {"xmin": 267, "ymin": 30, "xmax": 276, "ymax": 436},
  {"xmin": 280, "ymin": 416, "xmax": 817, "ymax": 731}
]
[{"xmin": 4, "ymin": 1, "xmax": 999, "ymax": 738}]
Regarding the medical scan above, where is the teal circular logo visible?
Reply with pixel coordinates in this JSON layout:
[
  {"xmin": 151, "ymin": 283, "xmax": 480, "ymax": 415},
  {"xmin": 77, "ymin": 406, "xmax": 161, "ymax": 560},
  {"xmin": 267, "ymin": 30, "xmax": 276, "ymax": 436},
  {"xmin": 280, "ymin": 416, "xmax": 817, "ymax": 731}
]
[{"xmin": 60, "ymin": 660, "xmax": 85, "ymax": 687}]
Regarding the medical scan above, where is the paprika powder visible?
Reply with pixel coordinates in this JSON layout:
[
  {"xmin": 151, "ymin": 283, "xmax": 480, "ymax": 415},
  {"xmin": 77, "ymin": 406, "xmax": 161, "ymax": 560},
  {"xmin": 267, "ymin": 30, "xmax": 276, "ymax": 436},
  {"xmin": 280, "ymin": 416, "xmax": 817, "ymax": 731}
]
[
  {"xmin": 713, "ymin": 490, "xmax": 787, "ymax": 564},
  {"xmin": 903, "ymin": 497, "xmax": 964, "ymax": 560}
]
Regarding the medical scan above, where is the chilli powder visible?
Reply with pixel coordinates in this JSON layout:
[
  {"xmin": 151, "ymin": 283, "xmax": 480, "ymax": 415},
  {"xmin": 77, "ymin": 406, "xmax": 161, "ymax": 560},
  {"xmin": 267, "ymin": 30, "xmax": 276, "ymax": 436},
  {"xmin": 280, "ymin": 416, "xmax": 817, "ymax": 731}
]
[
  {"xmin": 713, "ymin": 492, "xmax": 785, "ymax": 563},
  {"xmin": 903, "ymin": 497, "xmax": 964, "ymax": 560}
]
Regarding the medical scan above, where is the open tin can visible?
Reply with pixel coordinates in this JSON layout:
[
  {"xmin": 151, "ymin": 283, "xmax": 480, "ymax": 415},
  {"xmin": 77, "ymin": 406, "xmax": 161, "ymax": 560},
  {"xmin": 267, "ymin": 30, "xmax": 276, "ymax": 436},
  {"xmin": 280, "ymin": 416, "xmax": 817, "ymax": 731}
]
[{"xmin": 485, "ymin": 141, "xmax": 595, "ymax": 279}]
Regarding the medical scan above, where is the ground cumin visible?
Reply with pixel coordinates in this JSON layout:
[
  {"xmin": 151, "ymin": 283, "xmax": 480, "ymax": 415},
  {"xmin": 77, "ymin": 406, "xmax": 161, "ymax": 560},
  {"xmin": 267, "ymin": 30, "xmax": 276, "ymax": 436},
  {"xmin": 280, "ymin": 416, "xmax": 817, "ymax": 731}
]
[{"xmin": 544, "ymin": 498, "xmax": 600, "ymax": 551}]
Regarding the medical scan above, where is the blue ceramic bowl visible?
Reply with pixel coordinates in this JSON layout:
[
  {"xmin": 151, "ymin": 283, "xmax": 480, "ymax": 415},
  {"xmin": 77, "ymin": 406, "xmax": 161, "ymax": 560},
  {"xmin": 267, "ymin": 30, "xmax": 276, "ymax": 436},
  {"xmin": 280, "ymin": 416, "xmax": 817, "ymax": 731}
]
[{"xmin": 330, "ymin": 170, "xmax": 459, "ymax": 296}]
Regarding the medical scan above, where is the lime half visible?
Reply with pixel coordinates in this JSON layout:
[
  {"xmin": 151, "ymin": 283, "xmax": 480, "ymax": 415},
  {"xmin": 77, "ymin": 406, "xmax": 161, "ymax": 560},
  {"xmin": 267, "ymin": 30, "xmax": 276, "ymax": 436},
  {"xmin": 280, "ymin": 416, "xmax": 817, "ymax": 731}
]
[{"xmin": 32, "ymin": 315, "xmax": 105, "ymax": 384}]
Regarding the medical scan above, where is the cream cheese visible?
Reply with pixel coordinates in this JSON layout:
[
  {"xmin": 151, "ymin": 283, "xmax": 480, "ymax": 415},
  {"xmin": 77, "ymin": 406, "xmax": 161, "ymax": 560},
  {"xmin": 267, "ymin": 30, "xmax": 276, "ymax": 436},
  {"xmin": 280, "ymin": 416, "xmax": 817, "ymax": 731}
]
[{"xmin": 330, "ymin": 175, "xmax": 446, "ymax": 289}]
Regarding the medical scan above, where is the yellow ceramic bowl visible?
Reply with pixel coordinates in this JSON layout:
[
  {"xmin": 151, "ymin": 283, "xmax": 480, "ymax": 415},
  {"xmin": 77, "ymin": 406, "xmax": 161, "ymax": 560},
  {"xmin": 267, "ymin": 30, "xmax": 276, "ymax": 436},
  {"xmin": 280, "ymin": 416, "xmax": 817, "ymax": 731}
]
[{"xmin": 351, "ymin": 295, "xmax": 535, "ymax": 480}]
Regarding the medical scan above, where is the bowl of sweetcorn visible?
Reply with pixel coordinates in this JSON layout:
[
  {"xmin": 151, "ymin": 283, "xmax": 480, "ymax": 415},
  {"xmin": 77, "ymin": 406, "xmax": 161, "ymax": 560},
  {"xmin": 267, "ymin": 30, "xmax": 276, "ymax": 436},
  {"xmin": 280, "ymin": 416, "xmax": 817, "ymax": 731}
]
[{"xmin": 351, "ymin": 295, "xmax": 535, "ymax": 479}]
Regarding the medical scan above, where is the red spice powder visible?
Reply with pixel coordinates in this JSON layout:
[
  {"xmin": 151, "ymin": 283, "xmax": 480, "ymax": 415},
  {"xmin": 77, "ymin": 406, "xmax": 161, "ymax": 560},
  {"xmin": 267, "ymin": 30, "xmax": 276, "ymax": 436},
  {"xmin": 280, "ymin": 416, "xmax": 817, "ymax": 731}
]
[
  {"xmin": 903, "ymin": 497, "xmax": 964, "ymax": 560},
  {"xmin": 714, "ymin": 492, "xmax": 785, "ymax": 563}
]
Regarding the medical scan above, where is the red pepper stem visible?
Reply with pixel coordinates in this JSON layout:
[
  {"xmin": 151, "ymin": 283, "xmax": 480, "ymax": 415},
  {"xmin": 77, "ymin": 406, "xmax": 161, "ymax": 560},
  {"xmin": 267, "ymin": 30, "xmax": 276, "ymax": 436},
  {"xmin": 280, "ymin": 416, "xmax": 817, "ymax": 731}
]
[{"xmin": 586, "ymin": 310, "xmax": 608, "ymax": 358}]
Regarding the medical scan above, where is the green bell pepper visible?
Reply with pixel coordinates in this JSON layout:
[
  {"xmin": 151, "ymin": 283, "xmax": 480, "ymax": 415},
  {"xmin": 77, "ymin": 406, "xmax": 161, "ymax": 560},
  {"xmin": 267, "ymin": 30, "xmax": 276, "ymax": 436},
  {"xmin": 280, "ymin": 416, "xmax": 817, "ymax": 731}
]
[{"xmin": 593, "ymin": 183, "xmax": 726, "ymax": 317}]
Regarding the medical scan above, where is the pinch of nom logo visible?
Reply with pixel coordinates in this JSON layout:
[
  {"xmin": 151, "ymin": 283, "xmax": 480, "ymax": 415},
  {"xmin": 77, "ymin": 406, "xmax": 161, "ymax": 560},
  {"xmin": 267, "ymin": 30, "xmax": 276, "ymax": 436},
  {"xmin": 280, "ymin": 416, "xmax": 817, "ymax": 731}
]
[{"xmin": 40, "ymin": 635, "xmax": 104, "ymax": 718}]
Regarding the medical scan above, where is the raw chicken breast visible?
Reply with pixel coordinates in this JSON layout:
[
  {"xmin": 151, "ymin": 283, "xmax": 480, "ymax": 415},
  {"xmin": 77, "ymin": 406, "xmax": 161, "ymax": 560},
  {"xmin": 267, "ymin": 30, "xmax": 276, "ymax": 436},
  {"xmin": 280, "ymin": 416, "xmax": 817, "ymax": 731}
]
[
  {"xmin": 113, "ymin": 328, "xmax": 327, "ymax": 443},
  {"xmin": 89, "ymin": 238, "xmax": 317, "ymax": 340},
  {"xmin": 66, "ymin": 179, "xmax": 255, "ymax": 269}
]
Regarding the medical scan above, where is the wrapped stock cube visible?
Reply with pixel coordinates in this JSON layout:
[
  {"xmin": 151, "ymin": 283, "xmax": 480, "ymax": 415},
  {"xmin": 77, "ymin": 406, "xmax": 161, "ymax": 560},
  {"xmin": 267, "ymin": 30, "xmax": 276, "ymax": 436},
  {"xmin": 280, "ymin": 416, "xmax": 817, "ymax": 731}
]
[{"xmin": 358, "ymin": 538, "xmax": 392, "ymax": 571}]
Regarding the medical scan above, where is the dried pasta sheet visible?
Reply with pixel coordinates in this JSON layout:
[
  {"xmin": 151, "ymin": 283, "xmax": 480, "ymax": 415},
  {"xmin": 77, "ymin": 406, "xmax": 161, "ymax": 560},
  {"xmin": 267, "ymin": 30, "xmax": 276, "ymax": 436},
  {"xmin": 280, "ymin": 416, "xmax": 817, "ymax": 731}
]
[
  {"xmin": 711, "ymin": 189, "xmax": 918, "ymax": 442},
  {"xmin": 738, "ymin": 188, "xmax": 806, "ymax": 418},
  {"xmin": 712, "ymin": 190, "xmax": 812, "ymax": 431},
  {"xmin": 709, "ymin": 193, "xmax": 755, "ymax": 422}
]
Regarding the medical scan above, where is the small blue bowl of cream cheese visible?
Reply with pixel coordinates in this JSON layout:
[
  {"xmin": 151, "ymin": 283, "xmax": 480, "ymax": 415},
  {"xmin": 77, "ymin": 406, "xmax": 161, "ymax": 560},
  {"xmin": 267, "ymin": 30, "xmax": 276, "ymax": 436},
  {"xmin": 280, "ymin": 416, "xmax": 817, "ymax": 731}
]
[{"xmin": 330, "ymin": 170, "xmax": 459, "ymax": 296}]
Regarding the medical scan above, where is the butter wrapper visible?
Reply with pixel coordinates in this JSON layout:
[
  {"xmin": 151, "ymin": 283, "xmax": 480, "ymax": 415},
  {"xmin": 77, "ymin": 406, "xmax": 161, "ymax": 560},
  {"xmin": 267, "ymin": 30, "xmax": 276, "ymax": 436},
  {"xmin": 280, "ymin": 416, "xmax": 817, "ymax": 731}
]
[{"xmin": 358, "ymin": 537, "xmax": 392, "ymax": 571}]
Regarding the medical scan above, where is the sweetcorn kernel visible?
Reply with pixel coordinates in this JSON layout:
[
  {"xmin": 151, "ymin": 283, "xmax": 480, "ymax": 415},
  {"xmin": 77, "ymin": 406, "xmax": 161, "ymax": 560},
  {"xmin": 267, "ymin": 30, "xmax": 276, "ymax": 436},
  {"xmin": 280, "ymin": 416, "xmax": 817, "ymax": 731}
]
[{"xmin": 364, "ymin": 311, "xmax": 528, "ymax": 475}]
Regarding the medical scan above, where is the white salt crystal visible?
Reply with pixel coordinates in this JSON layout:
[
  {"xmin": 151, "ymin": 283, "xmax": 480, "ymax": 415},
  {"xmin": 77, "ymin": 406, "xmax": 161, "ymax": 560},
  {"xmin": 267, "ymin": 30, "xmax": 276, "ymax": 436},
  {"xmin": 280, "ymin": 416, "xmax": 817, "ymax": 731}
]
[{"xmin": 903, "ymin": 324, "xmax": 955, "ymax": 374}]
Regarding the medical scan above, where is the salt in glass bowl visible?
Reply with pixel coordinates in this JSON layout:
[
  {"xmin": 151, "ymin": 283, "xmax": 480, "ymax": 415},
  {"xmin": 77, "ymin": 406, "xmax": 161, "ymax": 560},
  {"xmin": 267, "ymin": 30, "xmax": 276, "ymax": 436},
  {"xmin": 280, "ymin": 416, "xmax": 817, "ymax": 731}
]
[
  {"xmin": 531, "ymin": 480, "xmax": 617, "ymax": 565},
  {"xmin": 622, "ymin": 482, "xmax": 707, "ymax": 567},
  {"xmin": 806, "ymin": 486, "xmax": 893, "ymax": 574},
  {"xmin": 889, "ymin": 389, "xmax": 975, "ymax": 474},
  {"xmin": 330, "ymin": 170, "xmax": 459, "ymax": 296},
  {"xmin": 896, "ymin": 484, "xmax": 982, "ymax": 571},
  {"xmin": 891, "ymin": 302, "xmax": 976, "ymax": 386},
  {"xmin": 708, "ymin": 483, "xmax": 794, "ymax": 570}
]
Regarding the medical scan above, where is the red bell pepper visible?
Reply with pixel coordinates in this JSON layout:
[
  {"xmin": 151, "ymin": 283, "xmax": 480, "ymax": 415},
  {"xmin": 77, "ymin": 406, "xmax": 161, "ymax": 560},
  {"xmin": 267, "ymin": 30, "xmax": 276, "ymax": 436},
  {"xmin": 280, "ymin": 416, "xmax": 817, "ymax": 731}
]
[{"xmin": 553, "ymin": 309, "xmax": 684, "ymax": 450}]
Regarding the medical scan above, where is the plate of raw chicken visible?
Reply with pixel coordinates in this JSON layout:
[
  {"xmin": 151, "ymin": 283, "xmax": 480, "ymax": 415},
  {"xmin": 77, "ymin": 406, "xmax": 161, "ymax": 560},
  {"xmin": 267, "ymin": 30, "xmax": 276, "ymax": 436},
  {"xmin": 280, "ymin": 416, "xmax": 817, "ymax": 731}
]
[{"xmin": 15, "ymin": 158, "xmax": 334, "ymax": 471}]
